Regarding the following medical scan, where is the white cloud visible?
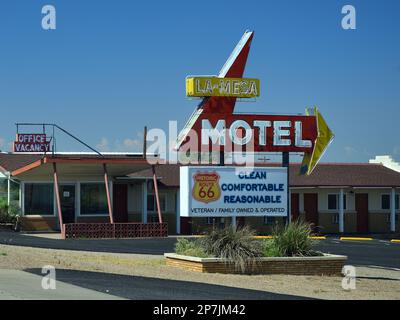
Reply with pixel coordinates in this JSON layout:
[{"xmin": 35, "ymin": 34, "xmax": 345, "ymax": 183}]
[
  {"xmin": 393, "ymin": 146, "xmax": 400, "ymax": 156},
  {"xmin": 0, "ymin": 138, "xmax": 13, "ymax": 152},
  {"xmin": 96, "ymin": 137, "xmax": 110, "ymax": 152},
  {"xmin": 344, "ymin": 146, "xmax": 357, "ymax": 156},
  {"xmin": 96, "ymin": 132, "xmax": 144, "ymax": 153}
]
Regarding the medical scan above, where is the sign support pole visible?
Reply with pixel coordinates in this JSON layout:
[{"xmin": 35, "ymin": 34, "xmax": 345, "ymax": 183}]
[
  {"xmin": 53, "ymin": 163, "xmax": 64, "ymax": 234},
  {"xmin": 103, "ymin": 164, "xmax": 114, "ymax": 224},
  {"xmin": 7, "ymin": 175, "xmax": 10, "ymax": 213},
  {"xmin": 219, "ymin": 150, "xmax": 237, "ymax": 229},
  {"xmin": 282, "ymin": 152, "xmax": 290, "ymax": 225},
  {"xmin": 152, "ymin": 165, "xmax": 163, "ymax": 224}
]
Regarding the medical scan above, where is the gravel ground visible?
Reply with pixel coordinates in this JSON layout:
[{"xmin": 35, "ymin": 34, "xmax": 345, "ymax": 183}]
[{"xmin": 0, "ymin": 244, "xmax": 399, "ymax": 300}]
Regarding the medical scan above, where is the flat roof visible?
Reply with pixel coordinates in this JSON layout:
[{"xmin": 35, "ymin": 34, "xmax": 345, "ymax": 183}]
[
  {"xmin": 129, "ymin": 163, "xmax": 400, "ymax": 188},
  {"xmin": 3, "ymin": 153, "xmax": 400, "ymax": 188},
  {"xmin": 0, "ymin": 153, "xmax": 158, "ymax": 178}
]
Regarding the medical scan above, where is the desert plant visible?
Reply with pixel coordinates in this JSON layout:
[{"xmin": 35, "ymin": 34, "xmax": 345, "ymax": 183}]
[
  {"xmin": 271, "ymin": 219, "xmax": 317, "ymax": 257},
  {"xmin": 174, "ymin": 238, "xmax": 210, "ymax": 258},
  {"xmin": 200, "ymin": 226, "xmax": 263, "ymax": 272}
]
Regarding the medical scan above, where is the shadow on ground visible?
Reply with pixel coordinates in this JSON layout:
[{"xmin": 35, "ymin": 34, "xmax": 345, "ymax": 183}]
[
  {"xmin": 0, "ymin": 231, "xmax": 176, "ymax": 255},
  {"xmin": 25, "ymin": 268, "xmax": 313, "ymax": 300}
]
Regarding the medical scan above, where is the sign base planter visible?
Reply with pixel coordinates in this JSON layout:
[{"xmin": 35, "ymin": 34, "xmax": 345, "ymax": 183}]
[{"xmin": 164, "ymin": 253, "xmax": 347, "ymax": 276}]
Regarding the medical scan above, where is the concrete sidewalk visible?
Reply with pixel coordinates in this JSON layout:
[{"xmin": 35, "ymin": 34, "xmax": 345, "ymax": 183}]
[{"xmin": 0, "ymin": 269, "xmax": 123, "ymax": 300}]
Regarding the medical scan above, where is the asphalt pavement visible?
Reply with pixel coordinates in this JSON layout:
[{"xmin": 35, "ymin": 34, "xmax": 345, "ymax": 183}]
[
  {"xmin": 0, "ymin": 231, "xmax": 399, "ymax": 268},
  {"xmin": 1, "ymin": 231, "xmax": 399, "ymax": 300},
  {"xmin": 0, "ymin": 269, "xmax": 122, "ymax": 300},
  {"xmin": 315, "ymin": 238, "xmax": 400, "ymax": 269},
  {"xmin": 23, "ymin": 268, "xmax": 310, "ymax": 300}
]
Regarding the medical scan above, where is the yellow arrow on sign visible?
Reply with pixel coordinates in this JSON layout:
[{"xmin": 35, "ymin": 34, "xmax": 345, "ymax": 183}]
[{"xmin": 300, "ymin": 107, "xmax": 334, "ymax": 175}]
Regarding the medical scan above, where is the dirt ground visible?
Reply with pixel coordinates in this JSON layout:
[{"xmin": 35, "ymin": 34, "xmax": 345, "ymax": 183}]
[{"xmin": 1, "ymin": 244, "xmax": 399, "ymax": 300}]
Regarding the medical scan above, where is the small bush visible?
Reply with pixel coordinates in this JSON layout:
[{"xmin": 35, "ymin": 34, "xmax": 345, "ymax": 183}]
[
  {"xmin": 0, "ymin": 199, "xmax": 19, "ymax": 224},
  {"xmin": 271, "ymin": 219, "xmax": 317, "ymax": 257},
  {"xmin": 200, "ymin": 226, "xmax": 263, "ymax": 272},
  {"xmin": 174, "ymin": 238, "xmax": 210, "ymax": 258},
  {"xmin": 262, "ymin": 240, "xmax": 282, "ymax": 257}
]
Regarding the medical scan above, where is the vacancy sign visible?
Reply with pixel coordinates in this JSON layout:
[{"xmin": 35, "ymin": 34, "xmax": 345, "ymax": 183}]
[
  {"xmin": 13, "ymin": 134, "xmax": 51, "ymax": 152},
  {"xmin": 180, "ymin": 166, "xmax": 288, "ymax": 217}
]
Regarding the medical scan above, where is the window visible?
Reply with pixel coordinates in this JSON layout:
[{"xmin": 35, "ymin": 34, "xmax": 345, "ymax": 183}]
[
  {"xmin": 0, "ymin": 179, "xmax": 20, "ymax": 205},
  {"xmin": 381, "ymin": 194, "xmax": 400, "ymax": 210},
  {"xmin": 206, "ymin": 217, "xmax": 216, "ymax": 225},
  {"xmin": 147, "ymin": 194, "xmax": 167, "ymax": 212},
  {"xmin": 381, "ymin": 195, "xmax": 390, "ymax": 210},
  {"xmin": 328, "ymin": 194, "xmax": 346, "ymax": 210},
  {"xmin": 264, "ymin": 216, "xmax": 276, "ymax": 225},
  {"xmin": 80, "ymin": 183, "xmax": 108, "ymax": 215},
  {"xmin": 386, "ymin": 214, "xmax": 399, "ymax": 223},
  {"xmin": 24, "ymin": 183, "xmax": 54, "ymax": 215}
]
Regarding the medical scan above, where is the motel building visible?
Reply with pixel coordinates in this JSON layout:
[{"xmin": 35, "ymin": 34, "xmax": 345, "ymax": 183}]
[{"xmin": 0, "ymin": 152, "xmax": 399, "ymax": 235}]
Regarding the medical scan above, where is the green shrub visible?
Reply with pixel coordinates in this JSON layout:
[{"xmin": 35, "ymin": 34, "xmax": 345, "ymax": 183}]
[
  {"xmin": 262, "ymin": 239, "xmax": 282, "ymax": 257},
  {"xmin": 174, "ymin": 238, "xmax": 210, "ymax": 258},
  {"xmin": 0, "ymin": 199, "xmax": 20, "ymax": 224},
  {"xmin": 200, "ymin": 226, "xmax": 263, "ymax": 272},
  {"xmin": 271, "ymin": 219, "xmax": 318, "ymax": 257}
]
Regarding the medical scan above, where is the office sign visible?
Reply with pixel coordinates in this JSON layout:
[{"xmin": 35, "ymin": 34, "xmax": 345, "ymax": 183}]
[
  {"xmin": 13, "ymin": 134, "xmax": 51, "ymax": 152},
  {"xmin": 186, "ymin": 77, "xmax": 260, "ymax": 98},
  {"xmin": 180, "ymin": 166, "xmax": 288, "ymax": 217}
]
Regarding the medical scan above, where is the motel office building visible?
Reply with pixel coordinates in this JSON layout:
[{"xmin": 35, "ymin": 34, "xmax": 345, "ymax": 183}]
[{"xmin": 0, "ymin": 152, "xmax": 399, "ymax": 235}]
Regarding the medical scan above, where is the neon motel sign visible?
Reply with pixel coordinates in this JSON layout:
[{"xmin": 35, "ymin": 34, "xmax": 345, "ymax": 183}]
[
  {"xmin": 186, "ymin": 77, "xmax": 260, "ymax": 98},
  {"xmin": 199, "ymin": 116, "xmax": 314, "ymax": 152},
  {"xmin": 176, "ymin": 30, "xmax": 334, "ymax": 175}
]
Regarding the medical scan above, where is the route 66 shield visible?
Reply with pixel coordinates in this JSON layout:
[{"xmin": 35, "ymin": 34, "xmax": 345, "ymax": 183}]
[{"xmin": 192, "ymin": 172, "xmax": 221, "ymax": 204}]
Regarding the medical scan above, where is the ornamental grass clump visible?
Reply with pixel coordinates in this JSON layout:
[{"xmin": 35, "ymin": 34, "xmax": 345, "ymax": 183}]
[
  {"xmin": 271, "ymin": 219, "xmax": 319, "ymax": 257},
  {"xmin": 200, "ymin": 226, "xmax": 263, "ymax": 272}
]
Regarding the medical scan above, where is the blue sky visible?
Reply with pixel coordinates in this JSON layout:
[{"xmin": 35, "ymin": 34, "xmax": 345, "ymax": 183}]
[{"xmin": 0, "ymin": 0, "xmax": 399, "ymax": 163}]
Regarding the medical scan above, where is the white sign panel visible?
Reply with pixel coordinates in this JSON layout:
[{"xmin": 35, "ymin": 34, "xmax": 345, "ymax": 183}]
[{"xmin": 180, "ymin": 166, "xmax": 288, "ymax": 217}]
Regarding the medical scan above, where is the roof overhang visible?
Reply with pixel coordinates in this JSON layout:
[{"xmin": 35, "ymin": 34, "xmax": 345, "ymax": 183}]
[{"xmin": 11, "ymin": 156, "xmax": 156, "ymax": 179}]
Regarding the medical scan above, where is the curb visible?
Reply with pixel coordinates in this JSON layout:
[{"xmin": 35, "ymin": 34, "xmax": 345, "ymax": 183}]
[
  {"xmin": 391, "ymin": 239, "xmax": 400, "ymax": 243},
  {"xmin": 254, "ymin": 236, "xmax": 326, "ymax": 240},
  {"xmin": 309, "ymin": 236, "xmax": 326, "ymax": 240},
  {"xmin": 340, "ymin": 237, "xmax": 373, "ymax": 241}
]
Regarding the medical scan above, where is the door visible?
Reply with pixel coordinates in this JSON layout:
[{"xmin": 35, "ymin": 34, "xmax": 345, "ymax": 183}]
[
  {"xmin": 60, "ymin": 185, "xmax": 75, "ymax": 224},
  {"xmin": 291, "ymin": 193, "xmax": 300, "ymax": 221},
  {"xmin": 237, "ymin": 217, "xmax": 245, "ymax": 228},
  {"xmin": 304, "ymin": 193, "xmax": 318, "ymax": 231},
  {"xmin": 180, "ymin": 217, "xmax": 192, "ymax": 235},
  {"xmin": 113, "ymin": 184, "xmax": 128, "ymax": 222},
  {"xmin": 356, "ymin": 193, "xmax": 369, "ymax": 233}
]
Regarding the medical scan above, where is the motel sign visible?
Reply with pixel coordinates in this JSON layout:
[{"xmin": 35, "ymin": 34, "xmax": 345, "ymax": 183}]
[
  {"xmin": 180, "ymin": 166, "xmax": 288, "ymax": 218},
  {"xmin": 178, "ymin": 31, "xmax": 334, "ymax": 176},
  {"xmin": 178, "ymin": 30, "xmax": 334, "ymax": 221}
]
